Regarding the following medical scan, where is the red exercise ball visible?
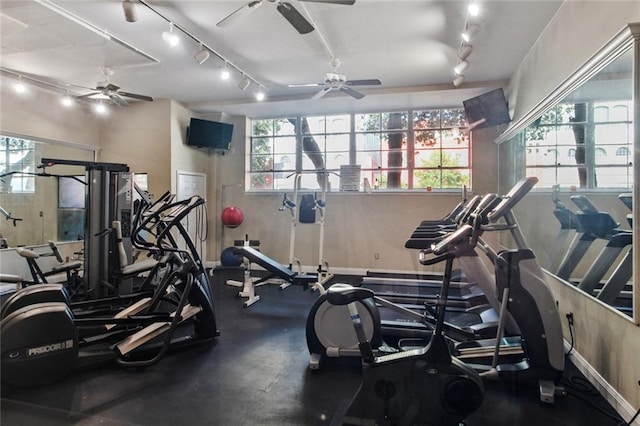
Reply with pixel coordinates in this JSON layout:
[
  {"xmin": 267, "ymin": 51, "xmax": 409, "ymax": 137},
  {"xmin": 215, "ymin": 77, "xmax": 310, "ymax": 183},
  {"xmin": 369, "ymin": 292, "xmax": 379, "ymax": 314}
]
[{"xmin": 221, "ymin": 206, "xmax": 244, "ymax": 228}]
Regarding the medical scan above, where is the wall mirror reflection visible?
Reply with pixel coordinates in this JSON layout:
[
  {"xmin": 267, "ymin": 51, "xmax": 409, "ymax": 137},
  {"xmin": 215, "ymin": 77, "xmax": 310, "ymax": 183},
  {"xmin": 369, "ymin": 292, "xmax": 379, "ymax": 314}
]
[
  {"xmin": 500, "ymin": 35, "xmax": 635, "ymax": 318},
  {"xmin": 0, "ymin": 134, "xmax": 97, "ymax": 248}
]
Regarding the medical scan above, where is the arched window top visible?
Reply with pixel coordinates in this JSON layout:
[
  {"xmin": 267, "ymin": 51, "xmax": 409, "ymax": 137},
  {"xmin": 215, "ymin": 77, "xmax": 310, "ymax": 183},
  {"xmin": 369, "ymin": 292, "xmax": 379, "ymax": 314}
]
[{"xmin": 616, "ymin": 146, "xmax": 629, "ymax": 156}]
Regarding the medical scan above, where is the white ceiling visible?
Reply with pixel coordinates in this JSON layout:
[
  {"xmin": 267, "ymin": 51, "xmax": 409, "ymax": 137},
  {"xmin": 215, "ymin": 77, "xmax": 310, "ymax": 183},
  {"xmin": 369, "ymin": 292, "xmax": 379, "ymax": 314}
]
[{"xmin": 0, "ymin": 0, "xmax": 563, "ymax": 118}]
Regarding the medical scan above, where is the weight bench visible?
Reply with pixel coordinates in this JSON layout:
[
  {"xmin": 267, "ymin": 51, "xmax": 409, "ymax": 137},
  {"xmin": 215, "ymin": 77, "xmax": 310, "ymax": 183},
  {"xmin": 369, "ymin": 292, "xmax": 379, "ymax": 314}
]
[{"xmin": 226, "ymin": 246, "xmax": 321, "ymax": 307}]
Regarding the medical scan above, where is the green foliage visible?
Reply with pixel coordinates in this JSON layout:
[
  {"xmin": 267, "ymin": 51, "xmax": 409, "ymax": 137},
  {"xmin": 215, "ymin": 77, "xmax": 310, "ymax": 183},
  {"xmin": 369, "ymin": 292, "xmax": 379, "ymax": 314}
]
[
  {"xmin": 525, "ymin": 103, "xmax": 576, "ymax": 141},
  {"xmin": 250, "ymin": 120, "xmax": 277, "ymax": 189},
  {"xmin": 415, "ymin": 151, "xmax": 469, "ymax": 189}
]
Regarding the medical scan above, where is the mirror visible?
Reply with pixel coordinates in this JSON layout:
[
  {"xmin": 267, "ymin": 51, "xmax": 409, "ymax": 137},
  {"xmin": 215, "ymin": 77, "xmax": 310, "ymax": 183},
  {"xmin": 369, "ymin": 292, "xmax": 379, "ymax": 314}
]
[
  {"xmin": 497, "ymin": 28, "xmax": 636, "ymax": 319},
  {"xmin": 0, "ymin": 133, "xmax": 97, "ymax": 248}
]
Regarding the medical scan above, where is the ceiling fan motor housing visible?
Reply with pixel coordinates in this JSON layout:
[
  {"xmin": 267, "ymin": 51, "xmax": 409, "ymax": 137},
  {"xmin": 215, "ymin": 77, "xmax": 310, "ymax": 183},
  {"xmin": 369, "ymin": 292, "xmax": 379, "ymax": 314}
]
[{"xmin": 325, "ymin": 73, "xmax": 347, "ymax": 85}]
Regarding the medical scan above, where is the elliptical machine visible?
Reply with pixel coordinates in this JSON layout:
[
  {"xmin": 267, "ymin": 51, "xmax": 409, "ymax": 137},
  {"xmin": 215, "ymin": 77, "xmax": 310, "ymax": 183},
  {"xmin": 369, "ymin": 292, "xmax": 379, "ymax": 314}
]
[
  {"xmin": 325, "ymin": 249, "xmax": 484, "ymax": 425},
  {"xmin": 0, "ymin": 195, "xmax": 219, "ymax": 389}
]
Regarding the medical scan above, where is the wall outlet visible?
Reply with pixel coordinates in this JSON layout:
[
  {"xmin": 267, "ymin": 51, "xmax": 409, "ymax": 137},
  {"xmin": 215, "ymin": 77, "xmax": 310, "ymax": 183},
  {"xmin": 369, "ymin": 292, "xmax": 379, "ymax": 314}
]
[
  {"xmin": 374, "ymin": 253, "xmax": 380, "ymax": 260},
  {"xmin": 566, "ymin": 312, "xmax": 574, "ymax": 325}
]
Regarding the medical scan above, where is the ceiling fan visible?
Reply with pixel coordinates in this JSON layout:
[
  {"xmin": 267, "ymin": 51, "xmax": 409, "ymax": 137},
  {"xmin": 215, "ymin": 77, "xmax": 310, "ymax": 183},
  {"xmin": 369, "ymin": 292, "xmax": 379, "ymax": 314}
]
[
  {"xmin": 288, "ymin": 58, "xmax": 382, "ymax": 100},
  {"xmin": 216, "ymin": 0, "xmax": 355, "ymax": 35},
  {"xmin": 76, "ymin": 68, "xmax": 153, "ymax": 107}
]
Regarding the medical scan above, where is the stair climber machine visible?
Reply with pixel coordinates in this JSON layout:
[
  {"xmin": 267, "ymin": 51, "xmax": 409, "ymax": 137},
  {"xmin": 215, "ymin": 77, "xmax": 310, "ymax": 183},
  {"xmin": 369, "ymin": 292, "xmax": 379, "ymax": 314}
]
[
  {"xmin": 307, "ymin": 177, "xmax": 566, "ymax": 404},
  {"xmin": 0, "ymin": 195, "xmax": 219, "ymax": 389}
]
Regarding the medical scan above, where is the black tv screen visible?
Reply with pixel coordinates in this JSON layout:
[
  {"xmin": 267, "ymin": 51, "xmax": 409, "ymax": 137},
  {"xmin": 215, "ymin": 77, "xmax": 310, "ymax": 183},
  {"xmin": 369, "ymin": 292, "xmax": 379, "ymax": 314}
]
[
  {"xmin": 186, "ymin": 118, "xmax": 234, "ymax": 150},
  {"xmin": 462, "ymin": 88, "xmax": 511, "ymax": 130}
]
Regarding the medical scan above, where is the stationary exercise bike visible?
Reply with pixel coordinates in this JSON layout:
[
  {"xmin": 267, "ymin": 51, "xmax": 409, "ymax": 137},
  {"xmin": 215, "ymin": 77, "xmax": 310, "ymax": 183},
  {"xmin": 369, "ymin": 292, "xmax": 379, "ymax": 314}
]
[{"xmin": 326, "ymin": 249, "xmax": 484, "ymax": 425}]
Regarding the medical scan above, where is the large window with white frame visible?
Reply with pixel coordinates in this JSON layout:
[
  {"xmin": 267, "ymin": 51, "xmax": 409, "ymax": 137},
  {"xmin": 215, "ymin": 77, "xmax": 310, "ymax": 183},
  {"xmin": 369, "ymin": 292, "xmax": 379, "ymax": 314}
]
[
  {"xmin": 0, "ymin": 135, "xmax": 35, "ymax": 194},
  {"xmin": 248, "ymin": 109, "xmax": 470, "ymax": 191},
  {"xmin": 524, "ymin": 100, "xmax": 633, "ymax": 189}
]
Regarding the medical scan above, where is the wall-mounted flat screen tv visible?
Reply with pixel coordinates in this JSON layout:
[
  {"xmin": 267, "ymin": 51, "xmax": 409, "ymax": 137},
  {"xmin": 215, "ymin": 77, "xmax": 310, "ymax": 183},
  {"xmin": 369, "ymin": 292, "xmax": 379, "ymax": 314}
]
[
  {"xmin": 186, "ymin": 118, "xmax": 234, "ymax": 151},
  {"xmin": 462, "ymin": 88, "xmax": 511, "ymax": 130}
]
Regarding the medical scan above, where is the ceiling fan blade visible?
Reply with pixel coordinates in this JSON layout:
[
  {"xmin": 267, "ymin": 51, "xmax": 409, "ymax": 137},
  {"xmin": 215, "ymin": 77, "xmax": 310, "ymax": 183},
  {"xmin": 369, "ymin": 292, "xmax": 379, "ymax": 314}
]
[
  {"xmin": 288, "ymin": 83, "xmax": 324, "ymax": 88},
  {"xmin": 109, "ymin": 94, "xmax": 129, "ymax": 107},
  {"xmin": 118, "ymin": 91, "xmax": 154, "ymax": 102},
  {"xmin": 217, "ymin": 1, "xmax": 263, "ymax": 28},
  {"xmin": 277, "ymin": 2, "xmax": 314, "ymax": 34},
  {"xmin": 345, "ymin": 79, "xmax": 382, "ymax": 86},
  {"xmin": 339, "ymin": 86, "xmax": 365, "ymax": 100},
  {"xmin": 311, "ymin": 87, "xmax": 332, "ymax": 100},
  {"xmin": 76, "ymin": 92, "xmax": 100, "ymax": 99},
  {"xmin": 299, "ymin": 0, "xmax": 355, "ymax": 4}
]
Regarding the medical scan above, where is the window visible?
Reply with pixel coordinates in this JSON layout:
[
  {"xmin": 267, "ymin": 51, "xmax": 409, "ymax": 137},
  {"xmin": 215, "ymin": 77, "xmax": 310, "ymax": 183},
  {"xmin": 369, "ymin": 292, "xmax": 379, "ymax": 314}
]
[
  {"xmin": 616, "ymin": 147, "xmax": 629, "ymax": 156},
  {"xmin": 0, "ymin": 135, "xmax": 35, "ymax": 193},
  {"xmin": 248, "ymin": 109, "xmax": 470, "ymax": 191},
  {"xmin": 524, "ymin": 101, "xmax": 633, "ymax": 189}
]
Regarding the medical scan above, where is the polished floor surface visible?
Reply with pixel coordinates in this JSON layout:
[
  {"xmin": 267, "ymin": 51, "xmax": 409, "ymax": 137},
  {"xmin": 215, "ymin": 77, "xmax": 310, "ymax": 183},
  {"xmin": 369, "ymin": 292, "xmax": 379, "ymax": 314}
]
[{"xmin": 0, "ymin": 269, "xmax": 627, "ymax": 425}]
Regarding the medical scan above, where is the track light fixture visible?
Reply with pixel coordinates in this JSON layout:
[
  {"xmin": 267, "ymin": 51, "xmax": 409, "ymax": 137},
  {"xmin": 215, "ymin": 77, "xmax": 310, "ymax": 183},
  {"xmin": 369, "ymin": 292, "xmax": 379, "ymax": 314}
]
[
  {"xmin": 458, "ymin": 44, "xmax": 473, "ymax": 61},
  {"xmin": 161, "ymin": 22, "xmax": 180, "ymax": 47},
  {"xmin": 13, "ymin": 76, "xmax": 26, "ymax": 94},
  {"xmin": 467, "ymin": 3, "xmax": 480, "ymax": 17},
  {"xmin": 137, "ymin": 0, "xmax": 266, "ymax": 99},
  {"xmin": 122, "ymin": 0, "xmax": 137, "ymax": 23},
  {"xmin": 453, "ymin": 2, "xmax": 481, "ymax": 87},
  {"xmin": 461, "ymin": 24, "xmax": 480, "ymax": 43},
  {"xmin": 454, "ymin": 60, "xmax": 469, "ymax": 75},
  {"xmin": 194, "ymin": 45, "xmax": 210, "ymax": 64},
  {"xmin": 220, "ymin": 63, "xmax": 231, "ymax": 80},
  {"xmin": 254, "ymin": 90, "xmax": 265, "ymax": 101},
  {"xmin": 238, "ymin": 76, "xmax": 251, "ymax": 91},
  {"xmin": 61, "ymin": 92, "xmax": 74, "ymax": 107}
]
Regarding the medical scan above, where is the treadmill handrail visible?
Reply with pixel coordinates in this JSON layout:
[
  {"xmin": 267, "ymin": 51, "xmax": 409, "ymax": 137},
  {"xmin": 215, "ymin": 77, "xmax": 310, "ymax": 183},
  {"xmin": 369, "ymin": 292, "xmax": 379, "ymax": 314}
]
[{"xmin": 487, "ymin": 177, "xmax": 538, "ymax": 222}]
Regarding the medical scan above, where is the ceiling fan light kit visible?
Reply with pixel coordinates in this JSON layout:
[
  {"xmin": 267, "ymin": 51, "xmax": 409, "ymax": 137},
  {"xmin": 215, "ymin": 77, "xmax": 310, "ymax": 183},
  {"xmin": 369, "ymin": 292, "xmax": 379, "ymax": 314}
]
[
  {"xmin": 74, "ymin": 68, "xmax": 154, "ymax": 108},
  {"xmin": 288, "ymin": 57, "xmax": 381, "ymax": 100}
]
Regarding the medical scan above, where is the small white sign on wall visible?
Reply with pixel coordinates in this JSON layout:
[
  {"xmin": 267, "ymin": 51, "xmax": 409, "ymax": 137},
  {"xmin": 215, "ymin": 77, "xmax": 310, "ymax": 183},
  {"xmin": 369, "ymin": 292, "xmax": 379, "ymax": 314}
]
[
  {"xmin": 176, "ymin": 171, "xmax": 207, "ymax": 261},
  {"xmin": 177, "ymin": 171, "xmax": 206, "ymax": 201}
]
